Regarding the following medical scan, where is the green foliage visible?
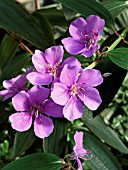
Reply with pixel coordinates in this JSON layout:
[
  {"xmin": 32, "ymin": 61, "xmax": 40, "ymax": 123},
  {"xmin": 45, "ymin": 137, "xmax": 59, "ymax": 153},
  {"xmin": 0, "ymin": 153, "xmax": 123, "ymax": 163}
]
[
  {"xmin": 83, "ymin": 108, "xmax": 128, "ymax": 154},
  {"xmin": 1, "ymin": 153, "xmax": 62, "ymax": 170},
  {"xmin": 108, "ymin": 48, "xmax": 128, "ymax": 70},
  {"xmin": 13, "ymin": 128, "xmax": 36, "ymax": 157},
  {"xmin": 83, "ymin": 131, "xmax": 122, "ymax": 170},
  {"xmin": 0, "ymin": 0, "xmax": 51, "ymax": 48},
  {"xmin": 102, "ymin": 0, "xmax": 128, "ymax": 19},
  {"xmin": 58, "ymin": 0, "xmax": 114, "ymax": 26},
  {"xmin": 43, "ymin": 118, "xmax": 68, "ymax": 156}
]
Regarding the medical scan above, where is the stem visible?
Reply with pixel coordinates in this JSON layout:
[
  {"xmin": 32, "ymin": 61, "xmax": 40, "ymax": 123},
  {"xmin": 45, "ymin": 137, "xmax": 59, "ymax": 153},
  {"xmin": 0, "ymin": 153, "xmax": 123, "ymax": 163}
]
[
  {"xmin": 86, "ymin": 59, "xmax": 100, "ymax": 69},
  {"xmin": 6, "ymin": 30, "xmax": 34, "ymax": 55},
  {"xmin": 107, "ymin": 25, "xmax": 128, "ymax": 52}
]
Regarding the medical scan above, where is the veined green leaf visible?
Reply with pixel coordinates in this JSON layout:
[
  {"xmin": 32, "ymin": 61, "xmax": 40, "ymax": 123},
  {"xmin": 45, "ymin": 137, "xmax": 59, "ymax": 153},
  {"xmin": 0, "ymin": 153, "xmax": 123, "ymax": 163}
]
[
  {"xmin": 103, "ymin": 0, "xmax": 128, "ymax": 19},
  {"xmin": 83, "ymin": 131, "xmax": 122, "ymax": 170},
  {"xmin": 0, "ymin": 53, "xmax": 30, "ymax": 83},
  {"xmin": 43, "ymin": 118, "xmax": 68, "ymax": 156},
  {"xmin": 0, "ymin": 34, "xmax": 19, "ymax": 71},
  {"xmin": 0, "ymin": 0, "xmax": 51, "ymax": 48},
  {"xmin": 83, "ymin": 108, "xmax": 128, "ymax": 154},
  {"xmin": 13, "ymin": 128, "xmax": 36, "ymax": 157},
  {"xmin": 2, "ymin": 153, "xmax": 62, "ymax": 170},
  {"xmin": 58, "ymin": 0, "xmax": 114, "ymax": 27},
  {"xmin": 108, "ymin": 48, "xmax": 128, "ymax": 70}
]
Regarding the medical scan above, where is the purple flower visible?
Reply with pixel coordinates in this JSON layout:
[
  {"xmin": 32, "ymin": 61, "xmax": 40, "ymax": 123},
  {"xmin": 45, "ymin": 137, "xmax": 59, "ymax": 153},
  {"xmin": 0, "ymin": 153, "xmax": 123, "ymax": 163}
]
[
  {"xmin": 0, "ymin": 67, "xmax": 33, "ymax": 101},
  {"xmin": 62, "ymin": 15, "xmax": 105, "ymax": 57},
  {"xmin": 51, "ymin": 65, "xmax": 103, "ymax": 120},
  {"xmin": 9, "ymin": 85, "xmax": 63, "ymax": 139},
  {"xmin": 27, "ymin": 45, "xmax": 81, "ymax": 85},
  {"xmin": 70, "ymin": 131, "xmax": 91, "ymax": 170}
]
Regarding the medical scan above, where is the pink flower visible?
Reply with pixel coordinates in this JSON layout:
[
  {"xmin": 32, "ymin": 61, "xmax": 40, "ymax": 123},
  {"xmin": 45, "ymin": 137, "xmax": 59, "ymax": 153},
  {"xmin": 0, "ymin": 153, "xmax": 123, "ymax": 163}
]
[
  {"xmin": 51, "ymin": 65, "xmax": 103, "ymax": 121},
  {"xmin": 62, "ymin": 15, "xmax": 105, "ymax": 57},
  {"xmin": 9, "ymin": 85, "xmax": 63, "ymax": 139},
  {"xmin": 27, "ymin": 45, "xmax": 81, "ymax": 85}
]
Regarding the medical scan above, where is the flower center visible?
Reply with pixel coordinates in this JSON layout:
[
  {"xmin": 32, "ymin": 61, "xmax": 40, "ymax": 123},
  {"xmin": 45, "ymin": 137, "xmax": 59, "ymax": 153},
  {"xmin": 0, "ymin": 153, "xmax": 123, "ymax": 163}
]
[
  {"xmin": 46, "ymin": 63, "xmax": 59, "ymax": 75},
  {"xmin": 70, "ymin": 83, "xmax": 86, "ymax": 97},
  {"xmin": 81, "ymin": 29, "xmax": 98, "ymax": 50},
  {"xmin": 30, "ymin": 104, "xmax": 42, "ymax": 118}
]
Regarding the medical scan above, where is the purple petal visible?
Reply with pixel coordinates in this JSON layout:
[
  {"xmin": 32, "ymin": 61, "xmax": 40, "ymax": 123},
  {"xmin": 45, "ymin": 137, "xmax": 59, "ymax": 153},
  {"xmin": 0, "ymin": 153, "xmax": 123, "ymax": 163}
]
[
  {"xmin": 86, "ymin": 15, "xmax": 105, "ymax": 34},
  {"xmin": 63, "ymin": 96, "xmax": 83, "ymax": 121},
  {"xmin": 73, "ymin": 131, "xmax": 88, "ymax": 157},
  {"xmin": 79, "ymin": 87, "xmax": 102, "ymax": 110},
  {"xmin": 32, "ymin": 50, "xmax": 47, "ymax": 72},
  {"xmin": 3, "ymin": 75, "xmax": 26, "ymax": 89},
  {"xmin": 34, "ymin": 115, "xmax": 54, "ymax": 139},
  {"xmin": 61, "ymin": 56, "xmax": 81, "ymax": 70},
  {"xmin": 28, "ymin": 85, "xmax": 50, "ymax": 105},
  {"xmin": 78, "ymin": 69, "xmax": 103, "ymax": 87},
  {"xmin": 62, "ymin": 38, "xmax": 85, "ymax": 55},
  {"xmin": 44, "ymin": 46, "xmax": 64, "ymax": 65},
  {"xmin": 82, "ymin": 45, "xmax": 99, "ymax": 57},
  {"xmin": 77, "ymin": 158, "xmax": 83, "ymax": 170},
  {"xmin": 43, "ymin": 99, "xmax": 63, "ymax": 117},
  {"xmin": 60, "ymin": 65, "xmax": 79, "ymax": 87},
  {"xmin": 69, "ymin": 17, "xmax": 87, "ymax": 40},
  {"xmin": 51, "ymin": 83, "xmax": 70, "ymax": 105},
  {"xmin": 27, "ymin": 72, "xmax": 52, "ymax": 85},
  {"xmin": 9, "ymin": 112, "xmax": 32, "ymax": 131},
  {"xmin": 0, "ymin": 89, "xmax": 16, "ymax": 100},
  {"xmin": 12, "ymin": 91, "xmax": 30, "ymax": 111}
]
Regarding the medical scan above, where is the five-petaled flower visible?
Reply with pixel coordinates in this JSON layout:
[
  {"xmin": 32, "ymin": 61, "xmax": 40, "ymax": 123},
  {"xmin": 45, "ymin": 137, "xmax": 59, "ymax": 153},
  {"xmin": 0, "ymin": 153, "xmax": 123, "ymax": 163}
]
[
  {"xmin": 27, "ymin": 45, "xmax": 81, "ymax": 85},
  {"xmin": 62, "ymin": 15, "xmax": 105, "ymax": 57},
  {"xmin": 51, "ymin": 65, "xmax": 103, "ymax": 120},
  {"xmin": 9, "ymin": 85, "xmax": 63, "ymax": 139},
  {"xmin": 70, "ymin": 131, "xmax": 91, "ymax": 170}
]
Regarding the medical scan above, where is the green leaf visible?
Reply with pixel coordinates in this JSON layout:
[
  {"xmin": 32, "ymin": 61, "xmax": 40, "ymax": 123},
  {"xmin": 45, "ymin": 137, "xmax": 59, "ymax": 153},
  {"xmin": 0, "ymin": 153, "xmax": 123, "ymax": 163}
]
[
  {"xmin": 43, "ymin": 118, "xmax": 68, "ymax": 156},
  {"xmin": 108, "ymin": 48, "xmax": 128, "ymax": 70},
  {"xmin": 0, "ymin": 53, "xmax": 30, "ymax": 83},
  {"xmin": 13, "ymin": 128, "xmax": 36, "ymax": 157},
  {"xmin": 32, "ymin": 11, "xmax": 55, "ymax": 45},
  {"xmin": 103, "ymin": 0, "xmax": 128, "ymax": 19},
  {"xmin": 2, "ymin": 153, "xmax": 62, "ymax": 170},
  {"xmin": 0, "ymin": 34, "xmax": 19, "ymax": 71},
  {"xmin": 83, "ymin": 131, "xmax": 122, "ymax": 170},
  {"xmin": 83, "ymin": 108, "xmax": 128, "ymax": 154},
  {"xmin": 35, "ymin": 5, "xmax": 67, "ymax": 27},
  {"xmin": 58, "ymin": 0, "xmax": 114, "ymax": 27},
  {"xmin": 0, "ymin": 0, "xmax": 51, "ymax": 48},
  {"xmin": 93, "ymin": 57, "xmax": 127, "ymax": 115}
]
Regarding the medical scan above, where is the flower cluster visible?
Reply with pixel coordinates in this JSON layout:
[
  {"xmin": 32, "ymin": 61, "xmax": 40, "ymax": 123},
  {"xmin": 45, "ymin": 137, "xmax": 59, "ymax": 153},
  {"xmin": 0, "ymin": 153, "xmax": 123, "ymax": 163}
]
[{"xmin": 0, "ymin": 15, "xmax": 105, "ymax": 139}]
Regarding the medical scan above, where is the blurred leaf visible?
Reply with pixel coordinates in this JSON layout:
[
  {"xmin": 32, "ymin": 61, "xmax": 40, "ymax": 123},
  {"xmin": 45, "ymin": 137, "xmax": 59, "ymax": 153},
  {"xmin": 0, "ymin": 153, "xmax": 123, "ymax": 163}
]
[
  {"xmin": 32, "ymin": 11, "xmax": 55, "ymax": 45},
  {"xmin": 83, "ymin": 131, "xmax": 122, "ymax": 170},
  {"xmin": 43, "ymin": 118, "xmax": 68, "ymax": 156},
  {"xmin": 36, "ymin": 6, "xmax": 67, "ymax": 27},
  {"xmin": 102, "ymin": 0, "xmax": 128, "ymax": 19},
  {"xmin": 0, "ymin": 53, "xmax": 30, "ymax": 83},
  {"xmin": 2, "ymin": 153, "xmax": 62, "ymax": 170},
  {"xmin": 13, "ymin": 128, "xmax": 36, "ymax": 157},
  {"xmin": 58, "ymin": 0, "xmax": 114, "ymax": 27},
  {"xmin": 0, "ymin": 34, "xmax": 19, "ymax": 71},
  {"xmin": 62, "ymin": 5, "xmax": 76, "ymax": 21},
  {"xmin": 108, "ymin": 48, "xmax": 128, "ymax": 70},
  {"xmin": 93, "ymin": 57, "xmax": 127, "ymax": 115},
  {"xmin": 0, "ymin": 0, "xmax": 51, "ymax": 48},
  {"xmin": 83, "ymin": 108, "xmax": 128, "ymax": 154}
]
